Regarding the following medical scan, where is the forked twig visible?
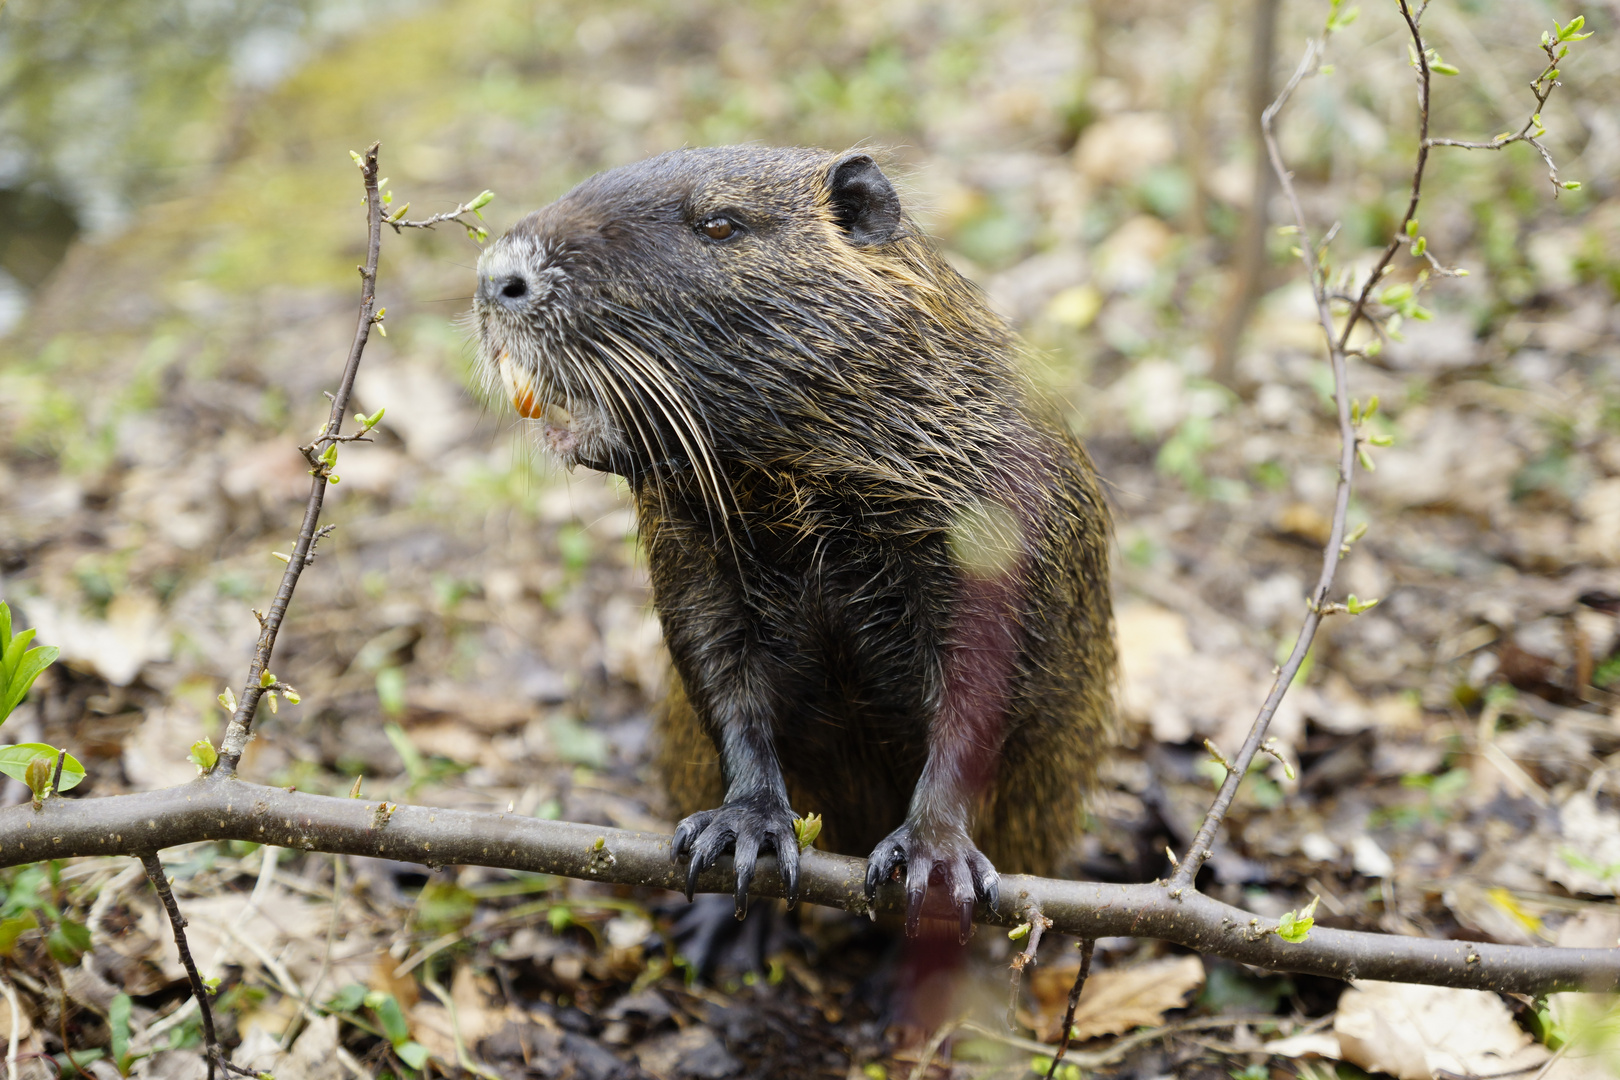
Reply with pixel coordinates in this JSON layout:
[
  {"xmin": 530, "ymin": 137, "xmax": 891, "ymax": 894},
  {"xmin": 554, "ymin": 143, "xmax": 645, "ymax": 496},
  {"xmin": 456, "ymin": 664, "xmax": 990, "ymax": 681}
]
[
  {"xmin": 216, "ymin": 143, "xmax": 386, "ymax": 774},
  {"xmin": 1171, "ymin": 0, "xmax": 1481, "ymax": 892}
]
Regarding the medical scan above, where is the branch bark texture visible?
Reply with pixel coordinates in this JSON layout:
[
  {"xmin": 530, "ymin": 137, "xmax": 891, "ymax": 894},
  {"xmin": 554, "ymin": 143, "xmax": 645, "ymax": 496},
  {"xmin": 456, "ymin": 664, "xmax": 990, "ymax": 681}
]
[{"xmin": 3, "ymin": 778, "xmax": 1614, "ymax": 996}]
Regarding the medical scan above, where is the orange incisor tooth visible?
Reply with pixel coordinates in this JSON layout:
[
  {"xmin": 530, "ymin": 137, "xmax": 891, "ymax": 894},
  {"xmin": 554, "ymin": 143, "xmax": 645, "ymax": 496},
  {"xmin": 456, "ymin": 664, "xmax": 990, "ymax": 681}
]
[{"xmin": 498, "ymin": 352, "xmax": 542, "ymax": 418}]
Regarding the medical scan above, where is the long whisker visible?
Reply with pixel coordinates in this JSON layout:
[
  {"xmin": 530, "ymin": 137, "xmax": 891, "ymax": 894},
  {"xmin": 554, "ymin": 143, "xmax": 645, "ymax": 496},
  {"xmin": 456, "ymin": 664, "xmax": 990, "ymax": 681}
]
[{"xmin": 596, "ymin": 331, "xmax": 738, "ymax": 553}]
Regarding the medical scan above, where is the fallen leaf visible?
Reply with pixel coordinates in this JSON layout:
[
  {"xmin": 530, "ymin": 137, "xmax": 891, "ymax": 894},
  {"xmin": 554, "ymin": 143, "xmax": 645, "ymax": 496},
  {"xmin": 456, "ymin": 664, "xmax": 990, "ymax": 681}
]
[
  {"xmin": 1029, "ymin": 954, "xmax": 1205, "ymax": 1040},
  {"xmin": 1335, "ymin": 981, "xmax": 1548, "ymax": 1080}
]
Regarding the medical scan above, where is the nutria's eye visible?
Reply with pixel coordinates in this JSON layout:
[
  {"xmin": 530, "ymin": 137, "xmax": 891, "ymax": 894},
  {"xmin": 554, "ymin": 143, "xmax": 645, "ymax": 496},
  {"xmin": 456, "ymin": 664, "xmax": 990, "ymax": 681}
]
[
  {"xmin": 699, "ymin": 216, "xmax": 739, "ymax": 242},
  {"xmin": 500, "ymin": 276, "xmax": 528, "ymax": 299}
]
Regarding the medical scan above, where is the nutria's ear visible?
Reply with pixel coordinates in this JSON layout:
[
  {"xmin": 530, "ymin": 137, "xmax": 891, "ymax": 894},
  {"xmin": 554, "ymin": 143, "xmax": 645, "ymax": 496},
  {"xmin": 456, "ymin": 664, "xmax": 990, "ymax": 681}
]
[{"xmin": 827, "ymin": 154, "xmax": 901, "ymax": 246}]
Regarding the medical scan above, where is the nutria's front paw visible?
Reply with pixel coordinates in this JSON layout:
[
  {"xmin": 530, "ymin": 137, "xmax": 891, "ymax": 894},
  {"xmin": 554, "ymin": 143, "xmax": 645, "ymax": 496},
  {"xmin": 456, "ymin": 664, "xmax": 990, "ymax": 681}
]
[
  {"xmin": 671, "ymin": 796, "xmax": 801, "ymax": 917},
  {"xmin": 864, "ymin": 823, "xmax": 999, "ymax": 941}
]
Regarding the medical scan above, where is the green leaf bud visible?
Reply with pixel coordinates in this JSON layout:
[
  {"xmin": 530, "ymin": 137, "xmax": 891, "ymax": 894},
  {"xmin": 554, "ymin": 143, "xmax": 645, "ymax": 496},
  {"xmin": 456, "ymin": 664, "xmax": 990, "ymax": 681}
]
[{"xmin": 191, "ymin": 739, "xmax": 218, "ymax": 771}]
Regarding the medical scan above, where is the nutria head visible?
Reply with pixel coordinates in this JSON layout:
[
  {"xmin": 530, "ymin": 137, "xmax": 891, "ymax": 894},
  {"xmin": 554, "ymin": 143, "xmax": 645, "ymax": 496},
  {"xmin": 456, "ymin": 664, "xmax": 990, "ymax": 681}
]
[{"xmin": 473, "ymin": 146, "xmax": 1019, "ymax": 517}]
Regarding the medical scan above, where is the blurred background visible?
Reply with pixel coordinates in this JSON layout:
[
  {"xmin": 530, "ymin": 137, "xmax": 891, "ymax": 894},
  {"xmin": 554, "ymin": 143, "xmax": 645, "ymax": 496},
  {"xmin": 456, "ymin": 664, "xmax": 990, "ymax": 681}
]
[{"xmin": 1, "ymin": 0, "xmax": 1619, "ymax": 1071}]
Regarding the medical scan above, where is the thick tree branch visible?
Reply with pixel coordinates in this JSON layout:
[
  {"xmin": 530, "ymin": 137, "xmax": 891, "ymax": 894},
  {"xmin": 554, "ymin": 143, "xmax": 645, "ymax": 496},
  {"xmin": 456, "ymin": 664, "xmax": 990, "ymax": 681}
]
[{"xmin": 3, "ymin": 779, "xmax": 1614, "ymax": 996}]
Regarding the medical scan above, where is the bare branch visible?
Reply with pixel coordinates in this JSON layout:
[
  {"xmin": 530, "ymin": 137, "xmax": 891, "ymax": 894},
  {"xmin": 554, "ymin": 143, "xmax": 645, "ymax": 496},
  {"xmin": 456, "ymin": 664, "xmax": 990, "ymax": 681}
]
[
  {"xmin": 1172, "ymin": 0, "xmax": 1445, "ymax": 891},
  {"xmin": 3, "ymin": 780, "xmax": 1615, "ymax": 996},
  {"xmin": 217, "ymin": 143, "xmax": 386, "ymax": 774}
]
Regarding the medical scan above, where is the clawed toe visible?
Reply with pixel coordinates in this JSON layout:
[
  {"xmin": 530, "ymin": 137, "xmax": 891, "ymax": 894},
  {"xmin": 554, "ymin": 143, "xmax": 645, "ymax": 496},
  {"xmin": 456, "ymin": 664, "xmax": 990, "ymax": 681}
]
[
  {"xmin": 670, "ymin": 799, "xmax": 801, "ymax": 916},
  {"xmin": 863, "ymin": 824, "xmax": 1000, "ymax": 941}
]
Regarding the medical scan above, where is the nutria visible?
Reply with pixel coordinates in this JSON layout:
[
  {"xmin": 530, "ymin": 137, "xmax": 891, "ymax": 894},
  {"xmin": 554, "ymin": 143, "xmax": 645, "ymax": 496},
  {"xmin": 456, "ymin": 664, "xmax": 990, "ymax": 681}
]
[{"xmin": 473, "ymin": 146, "xmax": 1114, "ymax": 938}]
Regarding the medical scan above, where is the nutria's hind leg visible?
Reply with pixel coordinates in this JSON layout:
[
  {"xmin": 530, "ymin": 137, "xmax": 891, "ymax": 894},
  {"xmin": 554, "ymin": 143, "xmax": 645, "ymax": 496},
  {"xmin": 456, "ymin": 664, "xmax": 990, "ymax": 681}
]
[{"xmin": 664, "ymin": 896, "xmax": 811, "ymax": 982}]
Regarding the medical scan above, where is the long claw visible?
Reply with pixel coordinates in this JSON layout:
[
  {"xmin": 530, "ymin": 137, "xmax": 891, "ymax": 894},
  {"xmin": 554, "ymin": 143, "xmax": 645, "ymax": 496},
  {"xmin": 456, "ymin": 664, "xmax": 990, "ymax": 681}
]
[
  {"xmin": 959, "ymin": 899, "xmax": 973, "ymax": 945},
  {"xmin": 863, "ymin": 847, "xmax": 887, "ymax": 903},
  {"xmin": 780, "ymin": 841, "xmax": 801, "ymax": 908},
  {"xmin": 684, "ymin": 851, "xmax": 703, "ymax": 902},
  {"xmin": 904, "ymin": 868, "xmax": 927, "ymax": 938},
  {"xmin": 971, "ymin": 853, "xmax": 1000, "ymax": 914},
  {"xmin": 672, "ymin": 816, "xmax": 701, "ymax": 863}
]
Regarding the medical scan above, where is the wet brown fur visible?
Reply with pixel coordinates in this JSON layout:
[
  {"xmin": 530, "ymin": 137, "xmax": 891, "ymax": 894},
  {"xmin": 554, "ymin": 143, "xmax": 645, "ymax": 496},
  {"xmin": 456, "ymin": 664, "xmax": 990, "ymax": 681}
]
[{"xmin": 476, "ymin": 146, "xmax": 1115, "ymax": 883}]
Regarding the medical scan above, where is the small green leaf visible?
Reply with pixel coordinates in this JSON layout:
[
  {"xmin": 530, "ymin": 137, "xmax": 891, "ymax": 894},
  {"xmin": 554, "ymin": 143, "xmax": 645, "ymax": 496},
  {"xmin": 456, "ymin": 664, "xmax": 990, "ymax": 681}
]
[
  {"xmin": 326, "ymin": 983, "xmax": 368, "ymax": 1014},
  {"xmin": 1276, "ymin": 896, "xmax": 1320, "ymax": 943},
  {"xmin": 1379, "ymin": 283, "xmax": 1413, "ymax": 306},
  {"xmin": 368, "ymin": 992, "xmax": 410, "ymax": 1046},
  {"xmin": 0, "ymin": 913, "xmax": 39, "ymax": 954},
  {"xmin": 349, "ymin": 150, "xmax": 364, "ymax": 166},
  {"xmin": 110, "ymin": 992, "xmax": 132, "ymax": 1067},
  {"xmin": 396, "ymin": 1041, "xmax": 429, "ymax": 1070},
  {"xmin": 467, "ymin": 190, "xmax": 495, "ymax": 212},
  {"xmin": 1405, "ymin": 219, "xmax": 1418, "ymax": 237},
  {"xmin": 0, "ymin": 744, "xmax": 85, "ymax": 792},
  {"xmin": 260, "ymin": 670, "xmax": 277, "ymax": 688},
  {"xmin": 1347, "ymin": 594, "xmax": 1381, "ymax": 615},
  {"xmin": 1008, "ymin": 922, "xmax": 1031, "ymax": 940},
  {"xmin": 793, "ymin": 812, "xmax": 823, "ymax": 851},
  {"xmin": 218, "ymin": 687, "xmax": 238, "ymax": 714},
  {"xmin": 1431, "ymin": 61, "xmax": 1460, "ymax": 75},
  {"xmin": 47, "ymin": 917, "xmax": 91, "ymax": 963},
  {"xmin": 0, "ymin": 603, "xmax": 60, "ymax": 724},
  {"xmin": 24, "ymin": 755, "xmax": 52, "ymax": 798},
  {"xmin": 1411, "ymin": 236, "xmax": 1427, "ymax": 257},
  {"xmin": 1357, "ymin": 445, "xmax": 1377, "ymax": 472},
  {"xmin": 1562, "ymin": 180, "xmax": 1583, "ymax": 190},
  {"xmin": 189, "ymin": 739, "xmax": 218, "ymax": 771}
]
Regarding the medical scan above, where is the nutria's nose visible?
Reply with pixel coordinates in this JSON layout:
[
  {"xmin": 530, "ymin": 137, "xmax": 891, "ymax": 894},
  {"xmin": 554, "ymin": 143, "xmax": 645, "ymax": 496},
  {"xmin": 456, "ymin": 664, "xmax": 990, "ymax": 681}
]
[{"xmin": 478, "ymin": 274, "xmax": 530, "ymax": 307}]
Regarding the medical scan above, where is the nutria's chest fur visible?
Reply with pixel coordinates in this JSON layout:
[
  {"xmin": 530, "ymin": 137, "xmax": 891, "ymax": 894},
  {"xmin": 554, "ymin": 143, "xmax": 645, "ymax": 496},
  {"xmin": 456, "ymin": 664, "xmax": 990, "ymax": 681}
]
[{"xmin": 475, "ymin": 146, "xmax": 1115, "ymax": 932}]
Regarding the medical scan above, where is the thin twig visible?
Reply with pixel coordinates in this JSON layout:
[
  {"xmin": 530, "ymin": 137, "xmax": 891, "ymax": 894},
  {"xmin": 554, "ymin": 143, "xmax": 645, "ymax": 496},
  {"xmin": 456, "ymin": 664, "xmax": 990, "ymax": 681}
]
[
  {"xmin": 1042, "ymin": 940, "xmax": 1094, "ymax": 1080},
  {"xmin": 1172, "ymin": 0, "xmax": 1438, "ymax": 891},
  {"xmin": 386, "ymin": 194, "xmax": 491, "ymax": 235},
  {"xmin": 217, "ymin": 142, "xmax": 386, "ymax": 774},
  {"xmin": 1006, "ymin": 907, "xmax": 1052, "ymax": 1030},
  {"xmin": 138, "ymin": 855, "xmax": 237, "ymax": 1080},
  {"xmin": 1424, "ymin": 34, "xmax": 1575, "ymax": 196}
]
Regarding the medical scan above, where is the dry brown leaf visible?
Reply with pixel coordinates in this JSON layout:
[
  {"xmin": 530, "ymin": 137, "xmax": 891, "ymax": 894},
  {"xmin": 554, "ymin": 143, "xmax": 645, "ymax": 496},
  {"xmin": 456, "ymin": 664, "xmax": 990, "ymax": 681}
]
[
  {"xmin": 1030, "ymin": 954, "xmax": 1204, "ymax": 1041},
  {"xmin": 1335, "ymin": 981, "xmax": 1548, "ymax": 1080}
]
